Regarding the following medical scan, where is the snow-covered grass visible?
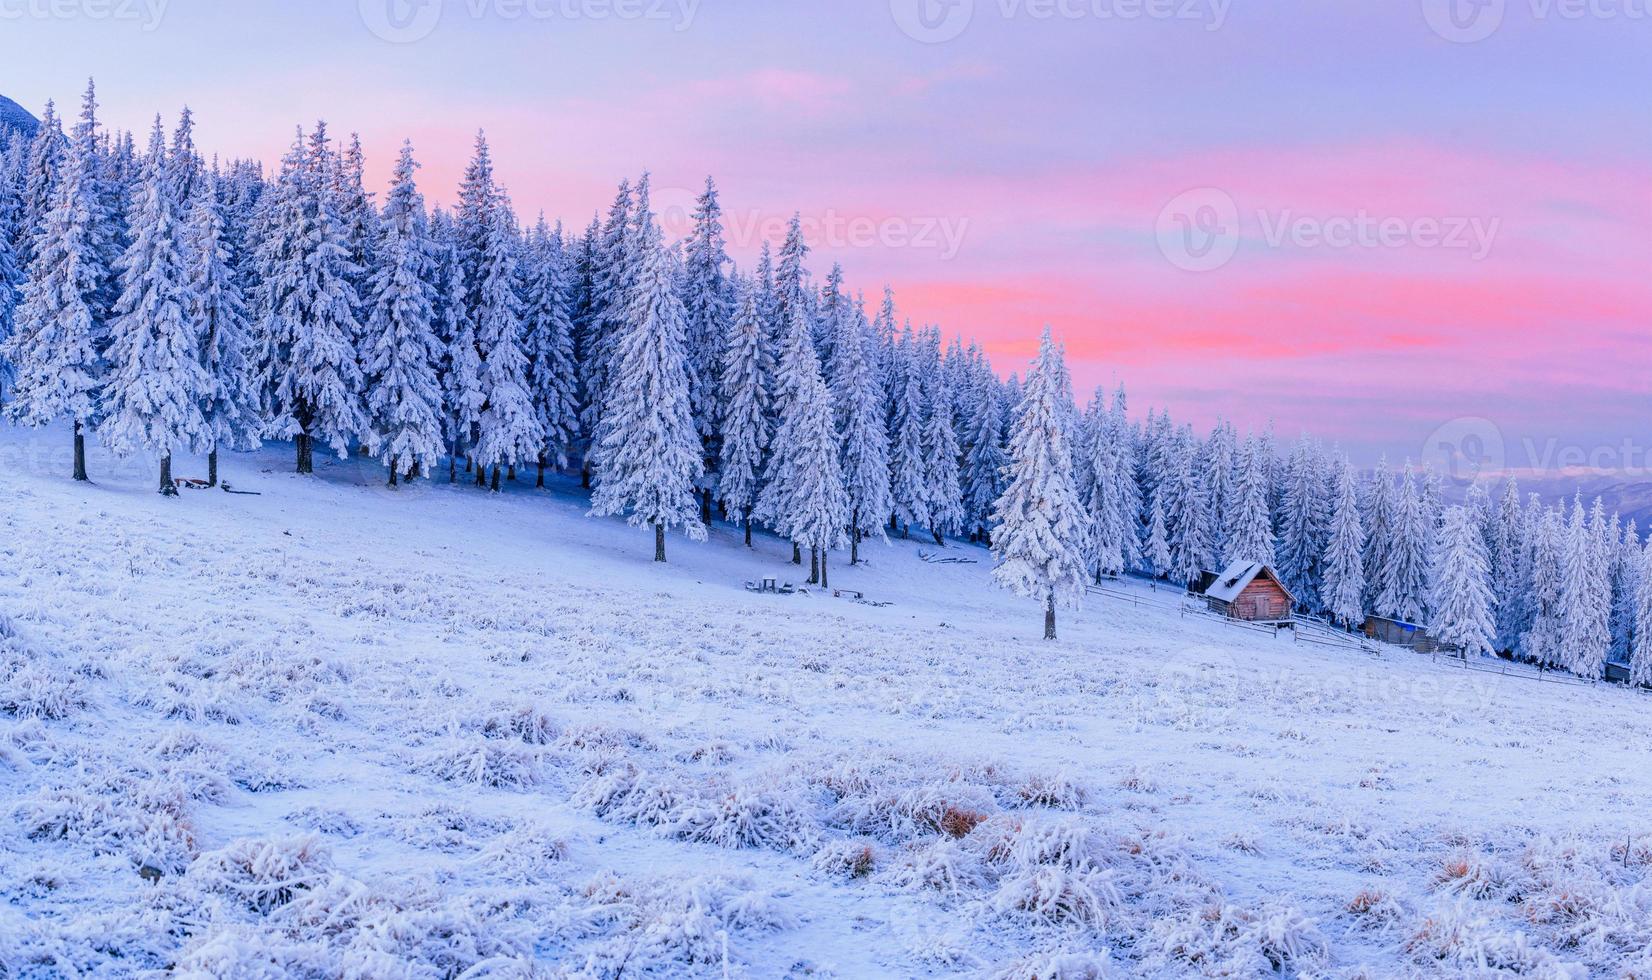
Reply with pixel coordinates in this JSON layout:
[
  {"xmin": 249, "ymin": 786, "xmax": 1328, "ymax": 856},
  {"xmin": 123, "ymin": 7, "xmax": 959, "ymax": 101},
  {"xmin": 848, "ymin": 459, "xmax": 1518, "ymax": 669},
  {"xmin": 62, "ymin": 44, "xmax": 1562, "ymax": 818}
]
[{"xmin": 4, "ymin": 427, "xmax": 1652, "ymax": 976}]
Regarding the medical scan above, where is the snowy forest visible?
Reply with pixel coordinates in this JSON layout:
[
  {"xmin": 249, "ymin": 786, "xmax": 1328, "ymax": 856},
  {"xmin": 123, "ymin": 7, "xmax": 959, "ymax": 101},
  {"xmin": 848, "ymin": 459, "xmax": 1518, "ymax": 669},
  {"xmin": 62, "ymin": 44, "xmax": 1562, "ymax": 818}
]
[{"xmin": 0, "ymin": 82, "xmax": 1647, "ymax": 678}]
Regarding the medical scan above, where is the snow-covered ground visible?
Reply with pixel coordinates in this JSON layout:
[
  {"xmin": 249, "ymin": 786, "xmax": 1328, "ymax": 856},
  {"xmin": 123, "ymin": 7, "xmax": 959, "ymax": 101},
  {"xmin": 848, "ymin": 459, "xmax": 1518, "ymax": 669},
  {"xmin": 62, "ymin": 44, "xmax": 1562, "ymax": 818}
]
[{"xmin": 4, "ymin": 426, "xmax": 1652, "ymax": 978}]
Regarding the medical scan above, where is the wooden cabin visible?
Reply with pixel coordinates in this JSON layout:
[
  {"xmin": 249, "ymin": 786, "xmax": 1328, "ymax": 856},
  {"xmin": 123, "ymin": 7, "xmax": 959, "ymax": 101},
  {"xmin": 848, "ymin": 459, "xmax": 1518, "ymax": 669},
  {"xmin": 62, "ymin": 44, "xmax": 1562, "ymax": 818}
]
[
  {"xmin": 1362, "ymin": 615, "xmax": 1437, "ymax": 652},
  {"xmin": 1203, "ymin": 560, "xmax": 1294, "ymax": 623}
]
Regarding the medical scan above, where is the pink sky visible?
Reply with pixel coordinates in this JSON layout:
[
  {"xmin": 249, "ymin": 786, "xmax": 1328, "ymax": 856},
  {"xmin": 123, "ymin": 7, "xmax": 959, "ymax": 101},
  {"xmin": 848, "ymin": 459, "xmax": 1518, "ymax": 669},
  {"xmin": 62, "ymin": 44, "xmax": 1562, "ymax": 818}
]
[{"xmin": 5, "ymin": 0, "xmax": 1647, "ymax": 463}]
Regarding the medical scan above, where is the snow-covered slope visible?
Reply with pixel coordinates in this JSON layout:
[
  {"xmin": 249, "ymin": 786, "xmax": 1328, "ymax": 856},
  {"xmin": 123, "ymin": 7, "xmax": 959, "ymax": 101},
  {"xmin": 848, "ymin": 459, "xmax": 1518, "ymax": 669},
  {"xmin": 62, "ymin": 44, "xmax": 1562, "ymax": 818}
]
[
  {"xmin": 0, "ymin": 95, "xmax": 38, "ymax": 141},
  {"xmin": 4, "ymin": 427, "xmax": 1652, "ymax": 977}
]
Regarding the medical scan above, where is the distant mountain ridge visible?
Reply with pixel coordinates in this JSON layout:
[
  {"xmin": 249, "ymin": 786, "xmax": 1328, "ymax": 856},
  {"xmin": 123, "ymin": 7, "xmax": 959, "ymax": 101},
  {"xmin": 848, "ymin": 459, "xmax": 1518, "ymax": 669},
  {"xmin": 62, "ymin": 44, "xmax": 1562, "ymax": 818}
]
[{"xmin": 0, "ymin": 94, "xmax": 39, "ymax": 141}]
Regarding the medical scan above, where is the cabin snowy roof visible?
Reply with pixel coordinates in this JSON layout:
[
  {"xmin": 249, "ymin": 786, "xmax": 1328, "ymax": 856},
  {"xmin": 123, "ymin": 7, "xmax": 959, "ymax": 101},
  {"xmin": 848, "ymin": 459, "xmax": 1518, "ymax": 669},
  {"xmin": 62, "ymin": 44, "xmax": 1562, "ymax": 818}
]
[{"xmin": 1203, "ymin": 559, "xmax": 1293, "ymax": 604}]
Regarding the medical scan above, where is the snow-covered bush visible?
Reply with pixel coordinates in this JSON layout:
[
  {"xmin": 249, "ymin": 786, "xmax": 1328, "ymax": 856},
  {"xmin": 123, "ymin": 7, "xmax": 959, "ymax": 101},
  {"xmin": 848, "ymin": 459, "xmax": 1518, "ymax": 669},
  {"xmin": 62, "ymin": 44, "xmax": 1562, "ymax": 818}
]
[{"xmin": 416, "ymin": 735, "xmax": 542, "ymax": 788}]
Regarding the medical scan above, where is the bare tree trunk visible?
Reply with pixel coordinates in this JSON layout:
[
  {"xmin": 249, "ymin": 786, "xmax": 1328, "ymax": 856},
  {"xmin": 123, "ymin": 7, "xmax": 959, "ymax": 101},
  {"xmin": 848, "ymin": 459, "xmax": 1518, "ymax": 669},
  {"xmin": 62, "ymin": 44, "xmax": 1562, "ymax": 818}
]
[
  {"xmin": 1044, "ymin": 592, "xmax": 1057, "ymax": 641},
  {"xmin": 71, "ymin": 422, "xmax": 88, "ymax": 482},
  {"xmin": 744, "ymin": 516, "xmax": 753, "ymax": 548},
  {"xmin": 851, "ymin": 524, "xmax": 861, "ymax": 565},
  {"xmin": 889, "ymin": 513, "xmax": 898, "ymax": 533},
  {"xmin": 449, "ymin": 433, "xmax": 460, "ymax": 483},
  {"xmin": 296, "ymin": 433, "xmax": 313, "ymax": 474},
  {"xmin": 820, "ymin": 549, "xmax": 829, "ymax": 588},
  {"xmin": 809, "ymin": 548, "xmax": 819, "ymax": 585},
  {"xmin": 700, "ymin": 488, "xmax": 713, "ymax": 528},
  {"xmin": 208, "ymin": 449, "xmax": 219, "ymax": 488},
  {"xmin": 159, "ymin": 454, "xmax": 175, "ymax": 495},
  {"xmin": 581, "ymin": 465, "xmax": 591, "ymax": 489},
  {"xmin": 475, "ymin": 459, "xmax": 487, "ymax": 487},
  {"xmin": 536, "ymin": 454, "xmax": 546, "ymax": 488},
  {"xmin": 792, "ymin": 542, "xmax": 801, "ymax": 566},
  {"xmin": 490, "ymin": 465, "xmax": 501, "ymax": 492},
  {"xmin": 388, "ymin": 455, "xmax": 399, "ymax": 488},
  {"xmin": 409, "ymin": 460, "xmax": 422, "ymax": 481},
  {"xmin": 654, "ymin": 522, "xmax": 666, "ymax": 563},
  {"xmin": 507, "ymin": 464, "xmax": 516, "ymax": 481},
  {"xmin": 933, "ymin": 529, "xmax": 944, "ymax": 547}
]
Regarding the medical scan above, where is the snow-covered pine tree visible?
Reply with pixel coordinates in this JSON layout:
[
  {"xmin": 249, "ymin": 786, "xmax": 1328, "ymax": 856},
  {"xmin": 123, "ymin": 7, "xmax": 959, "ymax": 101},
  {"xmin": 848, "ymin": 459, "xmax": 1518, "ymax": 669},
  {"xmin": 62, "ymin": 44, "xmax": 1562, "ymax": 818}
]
[
  {"xmin": 961, "ymin": 362, "xmax": 1007, "ymax": 545},
  {"xmin": 0, "ymin": 138, "xmax": 21, "ymax": 399},
  {"xmin": 1430, "ymin": 504, "xmax": 1496, "ymax": 659},
  {"xmin": 886, "ymin": 326, "xmax": 929, "ymax": 537},
  {"xmin": 681, "ymin": 177, "xmax": 731, "ymax": 511},
  {"xmin": 717, "ymin": 277, "xmax": 771, "ymax": 547},
  {"xmin": 334, "ymin": 133, "xmax": 377, "ymax": 358},
  {"xmin": 1557, "ymin": 498, "xmax": 1612, "ymax": 679},
  {"xmin": 1632, "ymin": 541, "xmax": 1652, "ymax": 687},
  {"xmin": 1277, "ymin": 435, "xmax": 1330, "ymax": 610},
  {"xmin": 1519, "ymin": 504, "xmax": 1566, "ymax": 667},
  {"xmin": 101, "ymin": 116, "xmax": 210, "ymax": 494},
  {"xmin": 19, "ymin": 100, "xmax": 64, "ymax": 271},
  {"xmin": 1226, "ymin": 434, "xmax": 1275, "ymax": 568},
  {"xmin": 582, "ymin": 178, "xmax": 639, "ymax": 471},
  {"xmin": 472, "ymin": 191, "xmax": 541, "ymax": 490},
  {"xmin": 1163, "ymin": 431, "xmax": 1211, "ymax": 588},
  {"xmin": 1321, "ymin": 455, "xmax": 1366, "ymax": 627},
  {"xmin": 1488, "ymin": 478, "xmax": 1526, "ymax": 652},
  {"xmin": 186, "ymin": 168, "xmax": 261, "ymax": 487},
  {"xmin": 519, "ymin": 216, "xmax": 578, "ymax": 485},
  {"xmin": 919, "ymin": 328, "xmax": 964, "ymax": 545},
  {"xmin": 763, "ymin": 337, "xmax": 847, "ymax": 585},
  {"xmin": 165, "ymin": 106, "xmax": 202, "ymax": 207},
  {"xmin": 2, "ymin": 99, "xmax": 107, "ymax": 481},
  {"xmin": 1362, "ymin": 456, "xmax": 1396, "ymax": 610},
  {"xmin": 437, "ymin": 232, "xmax": 484, "ymax": 483},
  {"xmin": 774, "ymin": 212, "xmax": 810, "ymax": 340},
  {"xmin": 1202, "ymin": 420, "xmax": 1236, "ymax": 566},
  {"xmin": 360, "ymin": 140, "xmax": 443, "ymax": 486},
  {"xmin": 1611, "ymin": 520, "xmax": 1641, "ymax": 665},
  {"xmin": 587, "ymin": 202, "xmax": 704, "ymax": 561},
  {"xmin": 1377, "ymin": 464, "xmax": 1430, "ymax": 623},
  {"xmin": 990, "ymin": 326, "xmax": 1087, "ymax": 640},
  {"xmin": 1143, "ymin": 493, "xmax": 1171, "ymax": 580},
  {"xmin": 831, "ymin": 294, "xmax": 891, "ymax": 563},
  {"xmin": 252, "ymin": 124, "xmax": 364, "ymax": 472}
]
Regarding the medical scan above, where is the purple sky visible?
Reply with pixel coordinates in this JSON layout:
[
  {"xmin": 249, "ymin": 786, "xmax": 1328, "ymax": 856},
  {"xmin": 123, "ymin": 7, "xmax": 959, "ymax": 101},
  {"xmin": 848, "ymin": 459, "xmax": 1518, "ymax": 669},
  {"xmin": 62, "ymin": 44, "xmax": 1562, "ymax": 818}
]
[{"xmin": 5, "ymin": 0, "xmax": 1648, "ymax": 467}]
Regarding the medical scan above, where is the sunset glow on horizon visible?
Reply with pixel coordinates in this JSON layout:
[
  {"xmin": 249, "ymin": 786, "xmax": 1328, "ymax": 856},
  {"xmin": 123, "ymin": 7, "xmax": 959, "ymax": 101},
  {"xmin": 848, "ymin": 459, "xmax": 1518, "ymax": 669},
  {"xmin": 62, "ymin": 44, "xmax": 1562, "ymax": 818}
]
[{"xmin": 7, "ymin": 0, "xmax": 1646, "ymax": 464}]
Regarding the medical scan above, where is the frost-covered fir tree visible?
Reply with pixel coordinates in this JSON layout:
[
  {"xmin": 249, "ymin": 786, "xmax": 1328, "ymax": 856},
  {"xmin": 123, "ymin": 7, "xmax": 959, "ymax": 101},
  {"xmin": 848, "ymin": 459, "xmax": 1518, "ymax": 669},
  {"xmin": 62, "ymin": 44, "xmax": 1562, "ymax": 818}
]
[
  {"xmin": 1077, "ymin": 391, "xmax": 1134, "ymax": 580},
  {"xmin": 186, "ymin": 169, "xmax": 260, "ymax": 487},
  {"xmin": 473, "ymin": 193, "xmax": 541, "ymax": 490},
  {"xmin": 1277, "ymin": 436, "xmax": 1330, "ymax": 610},
  {"xmin": 990, "ymin": 327, "xmax": 1088, "ymax": 640},
  {"xmin": 1163, "ymin": 433, "xmax": 1211, "ymax": 588},
  {"xmin": 2, "ymin": 103, "xmax": 107, "ymax": 481},
  {"xmin": 762, "ymin": 339, "xmax": 847, "ymax": 585},
  {"xmin": 1631, "ymin": 542, "xmax": 1652, "ymax": 688},
  {"xmin": 437, "ymin": 234, "xmax": 483, "ymax": 483},
  {"xmin": 1609, "ymin": 519, "xmax": 1640, "ymax": 665},
  {"xmin": 520, "ymin": 216, "xmax": 579, "ymax": 485},
  {"xmin": 588, "ymin": 205, "xmax": 704, "ymax": 561},
  {"xmin": 19, "ymin": 100, "xmax": 64, "ymax": 272},
  {"xmin": 1321, "ymin": 456, "xmax": 1366, "ymax": 627},
  {"xmin": 717, "ymin": 278, "xmax": 770, "ymax": 547},
  {"xmin": 1430, "ymin": 504, "xmax": 1496, "ymax": 659},
  {"xmin": 0, "ymin": 138, "xmax": 22, "ymax": 399},
  {"xmin": 1202, "ymin": 421, "xmax": 1236, "ymax": 566},
  {"xmin": 581, "ymin": 178, "xmax": 637, "ymax": 468},
  {"xmin": 361, "ymin": 141, "xmax": 443, "ymax": 486},
  {"xmin": 1143, "ymin": 494, "xmax": 1172, "ymax": 580},
  {"xmin": 962, "ymin": 364, "xmax": 1007, "ymax": 544},
  {"xmin": 831, "ymin": 295, "xmax": 891, "ymax": 563},
  {"xmin": 1489, "ymin": 478, "xmax": 1527, "ymax": 652},
  {"xmin": 1376, "ymin": 464, "xmax": 1430, "ymax": 623},
  {"xmin": 253, "ymin": 125, "xmax": 364, "ymax": 472},
  {"xmin": 680, "ymin": 176, "xmax": 731, "ymax": 508},
  {"xmin": 886, "ymin": 326, "xmax": 929, "ymax": 537},
  {"xmin": 1363, "ymin": 456, "xmax": 1396, "ymax": 610},
  {"xmin": 101, "ymin": 117, "xmax": 210, "ymax": 494},
  {"xmin": 1520, "ymin": 505, "xmax": 1566, "ymax": 667},
  {"xmin": 919, "ymin": 329, "xmax": 964, "ymax": 545},
  {"xmin": 1557, "ymin": 498, "xmax": 1613, "ymax": 679},
  {"xmin": 1226, "ymin": 435, "xmax": 1275, "ymax": 568}
]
